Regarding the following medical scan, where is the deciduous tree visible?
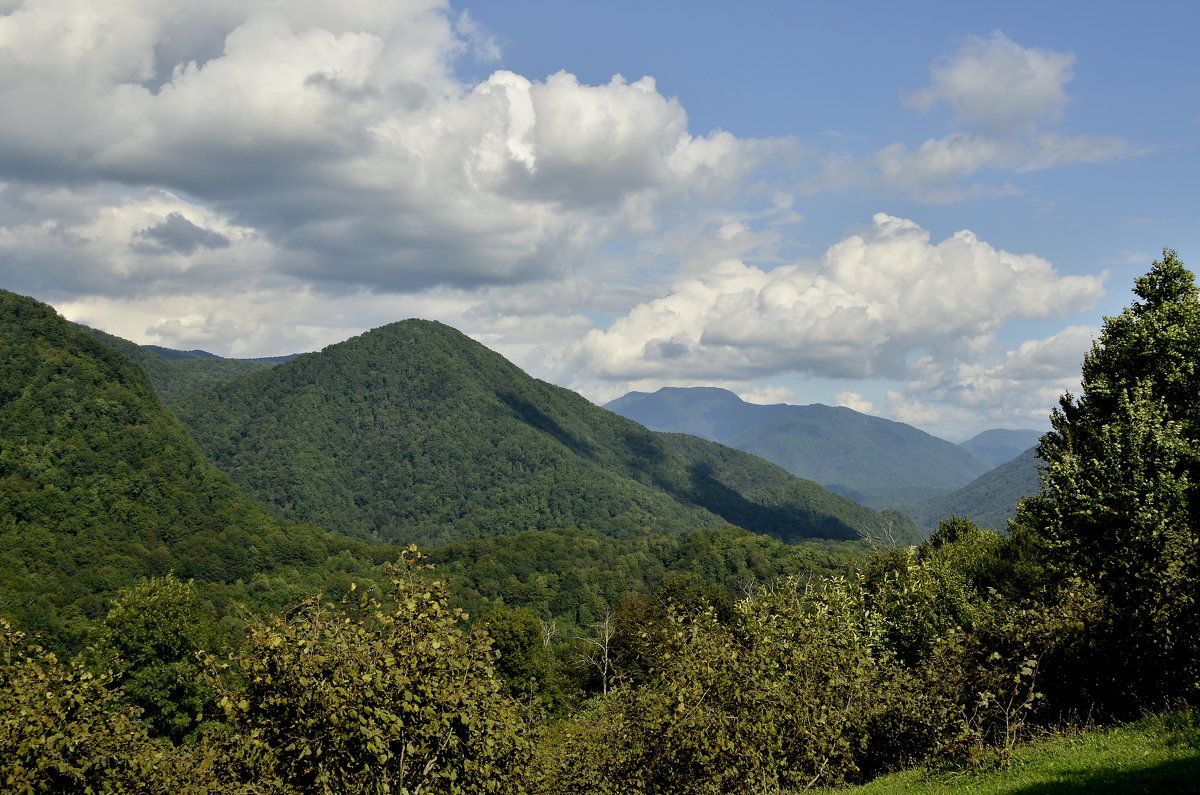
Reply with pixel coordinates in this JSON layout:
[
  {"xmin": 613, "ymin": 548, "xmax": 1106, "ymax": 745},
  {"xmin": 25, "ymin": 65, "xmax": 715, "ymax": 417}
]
[{"xmin": 1018, "ymin": 249, "xmax": 1200, "ymax": 706}]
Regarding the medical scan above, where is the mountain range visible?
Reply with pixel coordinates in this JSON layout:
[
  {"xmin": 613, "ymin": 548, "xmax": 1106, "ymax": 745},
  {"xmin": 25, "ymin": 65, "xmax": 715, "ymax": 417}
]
[
  {"xmin": 606, "ymin": 387, "xmax": 995, "ymax": 504},
  {"xmin": 605, "ymin": 386, "xmax": 1043, "ymax": 530},
  {"xmin": 958, "ymin": 428, "xmax": 1043, "ymax": 468},
  {"xmin": 7, "ymin": 291, "xmax": 900, "ymax": 651},
  {"xmin": 4, "ymin": 287, "xmax": 1058, "ymax": 658}
]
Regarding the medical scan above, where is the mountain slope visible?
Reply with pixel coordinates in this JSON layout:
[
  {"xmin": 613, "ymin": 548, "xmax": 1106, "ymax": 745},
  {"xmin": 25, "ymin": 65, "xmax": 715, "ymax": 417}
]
[
  {"xmin": 894, "ymin": 446, "xmax": 1043, "ymax": 532},
  {"xmin": 605, "ymin": 387, "xmax": 990, "ymax": 507},
  {"xmin": 0, "ymin": 290, "xmax": 372, "ymax": 648},
  {"xmin": 75, "ymin": 325, "xmax": 291, "ymax": 401},
  {"xmin": 171, "ymin": 321, "xmax": 904, "ymax": 546},
  {"xmin": 959, "ymin": 428, "xmax": 1044, "ymax": 468}
]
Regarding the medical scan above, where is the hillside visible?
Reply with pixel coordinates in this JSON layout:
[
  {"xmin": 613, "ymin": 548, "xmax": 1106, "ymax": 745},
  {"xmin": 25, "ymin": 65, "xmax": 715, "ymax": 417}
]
[
  {"xmin": 606, "ymin": 387, "xmax": 990, "ymax": 506},
  {"xmin": 894, "ymin": 446, "xmax": 1042, "ymax": 532},
  {"xmin": 0, "ymin": 290, "xmax": 382, "ymax": 649},
  {"xmin": 820, "ymin": 710, "xmax": 1200, "ymax": 795},
  {"xmin": 959, "ymin": 428, "xmax": 1043, "ymax": 468},
  {"xmin": 170, "ymin": 320, "xmax": 906, "ymax": 546},
  {"xmin": 75, "ymin": 325, "xmax": 291, "ymax": 401}
]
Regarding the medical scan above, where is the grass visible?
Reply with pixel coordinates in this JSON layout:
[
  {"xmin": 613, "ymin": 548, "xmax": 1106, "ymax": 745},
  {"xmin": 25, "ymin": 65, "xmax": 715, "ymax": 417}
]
[{"xmin": 817, "ymin": 710, "xmax": 1200, "ymax": 794}]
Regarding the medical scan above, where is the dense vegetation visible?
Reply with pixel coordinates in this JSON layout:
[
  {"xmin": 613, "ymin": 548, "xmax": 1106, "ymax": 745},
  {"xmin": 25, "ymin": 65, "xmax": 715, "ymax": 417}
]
[
  {"xmin": 170, "ymin": 319, "xmax": 901, "ymax": 545},
  {"xmin": 75, "ymin": 325, "xmax": 286, "ymax": 401},
  {"xmin": 3, "ymin": 250, "xmax": 1199, "ymax": 792},
  {"xmin": 431, "ymin": 525, "xmax": 860, "ymax": 634},
  {"xmin": 1017, "ymin": 248, "xmax": 1200, "ymax": 715},
  {"xmin": 0, "ymin": 290, "xmax": 396, "ymax": 652},
  {"xmin": 606, "ymin": 387, "xmax": 991, "ymax": 506}
]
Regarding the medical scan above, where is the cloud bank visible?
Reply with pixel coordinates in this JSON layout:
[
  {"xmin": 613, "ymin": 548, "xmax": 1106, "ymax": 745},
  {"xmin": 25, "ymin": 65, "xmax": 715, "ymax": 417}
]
[
  {"xmin": 576, "ymin": 214, "xmax": 1104, "ymax": 422},
  {"xmin": 0, "ymin": 0, "xmax": 768, "ymax": 298},
  {"xmin": 0, "ymin": 4, "xmax": 1131, "ymax": 437}
]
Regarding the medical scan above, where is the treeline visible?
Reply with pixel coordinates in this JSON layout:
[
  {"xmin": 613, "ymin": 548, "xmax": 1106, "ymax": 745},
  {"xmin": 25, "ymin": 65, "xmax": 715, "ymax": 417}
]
[
  {"xmin": 432, "ymin": 525, "xmax": 860, "ymax": 634},
  {"xmin": 74, "ymin": 325, "xmax": 283, "ymax": 401}
]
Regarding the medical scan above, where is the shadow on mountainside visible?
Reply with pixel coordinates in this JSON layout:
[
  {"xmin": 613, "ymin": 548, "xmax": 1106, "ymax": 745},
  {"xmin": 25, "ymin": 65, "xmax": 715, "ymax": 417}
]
[
  {"xmin": 498, "ymin": 391, "xmax": 599, "ymax": 461},
  {"xmin": 684, "ymin": 463, "xmax": 859, "ymax": 543}
]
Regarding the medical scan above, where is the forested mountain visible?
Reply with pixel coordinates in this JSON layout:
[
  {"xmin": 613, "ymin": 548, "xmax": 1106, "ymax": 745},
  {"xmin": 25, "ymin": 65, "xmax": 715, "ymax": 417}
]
[
  {"xmin": 169, "ymin": 320, "xmax": 907, "ymax": 546},
  {"xmin": 606, "ymin": 386, "xmax": 990, "ymax": 506},
  {"xmin": 0, "ymin": 290, "xmax": 388, "ymax": 649},
  {"xmin": 959, "ymin": 428, "xmax": 1043, "ymax": 468},
  {"xmin": 895, "ymin": 446, "xmax": 1042, "ymax": 532},
  {"xmin": 75, "ymin": 325, "xmax": 293, "ymax": 401},
  {"xmin": 2, "ymin": 290, "xmax": 867, "ymax": 661}
]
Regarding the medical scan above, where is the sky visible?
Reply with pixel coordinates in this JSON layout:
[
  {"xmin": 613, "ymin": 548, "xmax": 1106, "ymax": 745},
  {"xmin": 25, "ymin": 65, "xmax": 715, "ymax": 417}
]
[{"xmin": 1, "ymin": 1, "xmax": 1197, "ymax": 441}]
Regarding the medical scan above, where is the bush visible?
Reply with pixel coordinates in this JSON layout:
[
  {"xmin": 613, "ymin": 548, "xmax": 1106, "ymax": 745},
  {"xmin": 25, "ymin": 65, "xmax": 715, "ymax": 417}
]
[{"xmin": 204, "ymin": 547, "xmax": 536, "ymax": 795}]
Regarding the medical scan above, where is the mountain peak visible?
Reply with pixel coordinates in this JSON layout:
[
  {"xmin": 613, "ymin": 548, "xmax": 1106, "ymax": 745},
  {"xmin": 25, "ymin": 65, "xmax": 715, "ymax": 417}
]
[{"xmin": 170, "ymin": 323, "xmax": 902, "ymax": 546}]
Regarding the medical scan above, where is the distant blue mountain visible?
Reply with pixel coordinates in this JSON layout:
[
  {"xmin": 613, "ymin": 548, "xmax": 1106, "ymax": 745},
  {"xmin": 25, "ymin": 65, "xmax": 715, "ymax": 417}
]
[
  {"xmin": 605, "ymin": 387, "xmax": 794, "ymax": 441},
  {"xmin": 959, "ymin": 428, "xmax": 1044, "ymax": 468},
  {"xmin": 605, "ymin": 387, "xmax": 991, "ymax": 508}
]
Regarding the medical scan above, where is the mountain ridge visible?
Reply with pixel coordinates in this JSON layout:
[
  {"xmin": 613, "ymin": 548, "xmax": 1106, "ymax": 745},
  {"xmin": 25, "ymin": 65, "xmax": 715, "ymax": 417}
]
[
  {"xmin": 958, "ymin": 428, "xmax": 1044, "ymax": 468},
  {"xmin": 605, "ymin": 386, "xmax": 991, "ymax": 507},
  {"xmin": 894, "ymin": 446, "xmax": 1043, "ymax": 532},
  {"xmin": 168, "ymin": 320, "xmax": 909, "ymax": 546},
  {"xmin": 0, "ymin": 289, "xmax": 381, "ymax": 649},
  {"xmin": 75, "ymin": 325, "xmax": 295, "ymax": 401}
]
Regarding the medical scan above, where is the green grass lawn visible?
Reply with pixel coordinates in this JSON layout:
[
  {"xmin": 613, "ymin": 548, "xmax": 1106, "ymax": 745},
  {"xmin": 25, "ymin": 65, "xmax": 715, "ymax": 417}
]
[{"xmin": 819, "ymin": 711, "xmax": 1200, "ymax": 794}]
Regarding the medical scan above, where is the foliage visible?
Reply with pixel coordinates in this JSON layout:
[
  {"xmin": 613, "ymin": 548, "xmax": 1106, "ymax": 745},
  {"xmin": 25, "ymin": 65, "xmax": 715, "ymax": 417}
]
[
  {"xmin": 0, "ymin": 619, "xmax": 232, "ymax": 794},
  {"xmin": 89, "ymin": 575, "xmax": 225, "ymax": 742},
  {"xmin": 432, "ymin": 525, "xmax": 860, "ymax": 635},
  {"xmin": 541, "ymin": 575, "xmax": 948, "ymax": 792},
  {"xmin": 1017, "ymin": 249, "xmax": 1200, "ymax": 710},
  {"xmin": 205, "ymin": 547, "xmax": 535, "ymax": 795},
  {"xmin": 476, "ymin": 605, "xmax": 566, "ymax": 712},
  {"xmin": 537, "ymin": 530, "xmax": 1070, "ymax": 794}
]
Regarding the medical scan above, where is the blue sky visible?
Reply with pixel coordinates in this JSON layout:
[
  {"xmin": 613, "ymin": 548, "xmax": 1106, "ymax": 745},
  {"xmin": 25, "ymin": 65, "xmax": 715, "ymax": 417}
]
[{"xmin": 0, "ymin": 0, "xmax": 1196, "ymax": 439}]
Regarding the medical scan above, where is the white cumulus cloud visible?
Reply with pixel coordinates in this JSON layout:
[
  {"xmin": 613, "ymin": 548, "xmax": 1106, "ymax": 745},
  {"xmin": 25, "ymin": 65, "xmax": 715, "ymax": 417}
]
[
  {"xmin": 578, "ymin": 213, "xmax": 1105, "ymax": 383},
  {"xmin": 906, "ymin": 31, "xmax": 1076, "ymax": 134},
  {"xmin": 0, "ymin": 0, "xmax": 773, "ymax": 299},
  {"xmin": 804, "ymin": 31, "xmax": 1140, "ymax": 203}
]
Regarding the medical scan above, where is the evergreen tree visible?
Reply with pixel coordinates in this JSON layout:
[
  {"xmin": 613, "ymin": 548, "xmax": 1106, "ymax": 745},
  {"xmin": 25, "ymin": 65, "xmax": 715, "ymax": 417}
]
[{"xmin": 1018, "ymin": 249, "xmax": 1200, "ymax": 707}]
